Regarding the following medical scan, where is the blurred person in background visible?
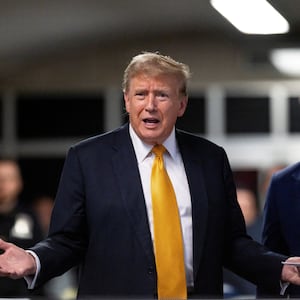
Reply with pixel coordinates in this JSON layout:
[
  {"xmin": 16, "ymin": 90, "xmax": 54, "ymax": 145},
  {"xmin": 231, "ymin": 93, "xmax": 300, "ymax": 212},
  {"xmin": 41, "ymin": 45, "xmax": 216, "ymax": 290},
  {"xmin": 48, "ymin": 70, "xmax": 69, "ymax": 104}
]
[
  {"xmin": 223, "ymin": 185, "xmax": 263, "ymax": 298},
  {"xmin": 32, "ymin": 194, "xmax": 78, "ymax": 300},
  {"xmin": 260, "ymin": 162, "xmax": 300, "ymax": 297},
  {"xmin": 0, "ymin": 158, "xmax": 44, "ymax": 297},
  {"xmin": 236, "ymin": 187, "xmax": 263, "ymax": 242}
]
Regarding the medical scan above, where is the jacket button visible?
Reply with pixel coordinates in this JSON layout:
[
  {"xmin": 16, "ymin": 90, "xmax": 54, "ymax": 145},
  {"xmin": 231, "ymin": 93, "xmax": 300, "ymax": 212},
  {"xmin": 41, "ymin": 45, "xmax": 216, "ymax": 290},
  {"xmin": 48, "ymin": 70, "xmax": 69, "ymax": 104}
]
[{"xmin": 148, "ymin": 267, "xmax": 154, "ymax": 275}]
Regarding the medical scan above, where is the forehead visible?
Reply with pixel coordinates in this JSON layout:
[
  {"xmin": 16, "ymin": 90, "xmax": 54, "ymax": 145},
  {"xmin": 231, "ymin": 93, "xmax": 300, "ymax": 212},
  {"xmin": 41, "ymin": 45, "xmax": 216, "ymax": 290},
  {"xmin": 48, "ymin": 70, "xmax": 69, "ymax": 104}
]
[{"xmin": 129, "ymin": 73, "xmax": 180, "ymax": 90}]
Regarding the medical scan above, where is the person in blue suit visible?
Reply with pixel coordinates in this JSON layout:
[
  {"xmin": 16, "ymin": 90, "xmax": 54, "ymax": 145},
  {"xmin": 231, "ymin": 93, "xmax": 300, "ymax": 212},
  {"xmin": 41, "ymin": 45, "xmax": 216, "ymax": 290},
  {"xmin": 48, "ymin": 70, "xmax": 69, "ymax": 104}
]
[
  {"xmin": 261, "ymin": 162, "xmax": 300, "ymax": 297},
  {"xmin": 0, "ymin": 52, "xmax": 300, "ymax": 299}
]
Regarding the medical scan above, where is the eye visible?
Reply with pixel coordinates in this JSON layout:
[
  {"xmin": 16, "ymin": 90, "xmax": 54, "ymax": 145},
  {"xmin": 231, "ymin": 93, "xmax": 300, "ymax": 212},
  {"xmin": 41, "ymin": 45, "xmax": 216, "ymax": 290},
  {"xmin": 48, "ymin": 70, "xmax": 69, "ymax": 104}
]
[
  {"xmin": 135, "ymin": 91, "xmax": 146, "ymax": 100},
  {"xmin": 156, "ymin": 92, "xmax": 169, "ymax": 100}
]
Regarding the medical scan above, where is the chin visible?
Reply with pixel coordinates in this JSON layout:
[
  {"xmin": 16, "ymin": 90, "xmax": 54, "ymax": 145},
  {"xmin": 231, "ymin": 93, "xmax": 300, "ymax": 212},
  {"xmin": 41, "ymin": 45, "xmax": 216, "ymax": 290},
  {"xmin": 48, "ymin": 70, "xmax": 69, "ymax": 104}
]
[
  {"xmin": 138, "ymin": 129, "xmax": 164, "ymax": 144},
  {"xmin": 140, "ymin": 135, "xmax": 159, "ymax": 145}
]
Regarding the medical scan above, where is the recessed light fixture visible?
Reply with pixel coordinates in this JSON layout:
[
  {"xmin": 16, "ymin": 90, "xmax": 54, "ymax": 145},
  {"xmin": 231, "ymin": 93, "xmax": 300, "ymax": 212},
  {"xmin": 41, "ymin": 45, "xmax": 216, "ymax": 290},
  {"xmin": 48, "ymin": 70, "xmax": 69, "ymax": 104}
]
[
  {"xmin": 270, "ymin": 48, "xmax": 300, "ymax": 76},
  {"xmin": 210, "ymin": 0, "xmax": 289, "ymax": 34}
]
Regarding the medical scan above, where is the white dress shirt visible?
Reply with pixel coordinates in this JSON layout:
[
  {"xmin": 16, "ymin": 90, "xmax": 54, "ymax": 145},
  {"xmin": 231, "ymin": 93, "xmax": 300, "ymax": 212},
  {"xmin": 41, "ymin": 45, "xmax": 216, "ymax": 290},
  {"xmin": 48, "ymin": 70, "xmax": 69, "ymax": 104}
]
[{"xmin": 129, "ymin": 125, "xmax": 194, "ymax": 287}]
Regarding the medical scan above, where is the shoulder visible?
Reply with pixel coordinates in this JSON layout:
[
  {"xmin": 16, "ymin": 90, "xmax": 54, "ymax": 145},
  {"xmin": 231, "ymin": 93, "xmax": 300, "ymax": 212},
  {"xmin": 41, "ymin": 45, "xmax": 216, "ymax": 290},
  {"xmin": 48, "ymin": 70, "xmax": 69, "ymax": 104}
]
[
  {"xmin": 61, "ymin": 125, "xmax": 132, "ymax": 169},
  {"xmin": 175, "ymin": 129, "xmax": 231, "ymax": 174},
  {"xmin": 176, "ymin": 128, "xmax": 225, "ymax": 155},
  {"xmin": 68, "ymin": 124, "xmax": 129, "ymax": 156},
  {"xmin": 273, "ymin": 161, "xmax": 300, "ymax": 182},
  {"xmin": 75, "ymin": 124, "xmax": 128, "ymax": 148}
]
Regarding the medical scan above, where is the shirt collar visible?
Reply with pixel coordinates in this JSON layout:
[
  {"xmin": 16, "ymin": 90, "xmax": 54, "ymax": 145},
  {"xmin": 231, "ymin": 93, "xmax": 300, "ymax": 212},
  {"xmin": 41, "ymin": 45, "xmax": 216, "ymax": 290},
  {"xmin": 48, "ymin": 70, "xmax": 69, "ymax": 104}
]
[{"xmin": 129, "ymin": 124, "xmax": 178, "ymax": 163}]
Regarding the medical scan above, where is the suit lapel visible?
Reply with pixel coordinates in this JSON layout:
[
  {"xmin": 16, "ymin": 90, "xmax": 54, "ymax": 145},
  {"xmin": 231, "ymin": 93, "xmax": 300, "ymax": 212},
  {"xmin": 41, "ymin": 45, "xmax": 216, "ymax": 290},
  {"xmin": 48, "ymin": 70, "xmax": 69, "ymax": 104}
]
[
  {"xmin": 110, "ymin": 125, "xmax": 209, "ymax": 280},
  {"xmin": 177, "ymin": 132, "xmax": 208, "ymax": 282},
  {"xmin": 111, "ymin": 125, "xmax": 155, "ymax": 266}
]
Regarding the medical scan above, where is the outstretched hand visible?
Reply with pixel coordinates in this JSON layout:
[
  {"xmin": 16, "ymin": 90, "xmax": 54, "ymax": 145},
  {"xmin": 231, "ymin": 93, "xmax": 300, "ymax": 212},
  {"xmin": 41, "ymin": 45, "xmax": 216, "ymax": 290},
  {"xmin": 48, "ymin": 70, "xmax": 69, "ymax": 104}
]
[
  {"xmin": 0, "ymin": 238, "xmax": 36, "ymax": 279},
  {"xmin": 282, "ymin": 257, "xmax": 300, "ymax": 286}
]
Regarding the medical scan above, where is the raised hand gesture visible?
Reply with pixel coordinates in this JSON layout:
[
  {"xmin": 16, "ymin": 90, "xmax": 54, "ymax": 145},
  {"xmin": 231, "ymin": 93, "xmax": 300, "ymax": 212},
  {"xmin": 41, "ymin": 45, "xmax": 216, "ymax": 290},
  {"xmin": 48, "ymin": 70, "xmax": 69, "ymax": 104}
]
[{"xmin": 0, "ymin": 239, "xmax": 36, "ymax": 279}]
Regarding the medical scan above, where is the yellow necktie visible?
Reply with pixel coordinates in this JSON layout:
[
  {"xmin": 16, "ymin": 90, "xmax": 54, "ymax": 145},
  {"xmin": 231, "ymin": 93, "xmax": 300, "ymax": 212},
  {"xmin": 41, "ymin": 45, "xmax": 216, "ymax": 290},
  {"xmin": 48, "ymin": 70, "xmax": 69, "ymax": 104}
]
[{"xmin": 151, "ymin": 144, "xmax": 187, "ymax": 300}]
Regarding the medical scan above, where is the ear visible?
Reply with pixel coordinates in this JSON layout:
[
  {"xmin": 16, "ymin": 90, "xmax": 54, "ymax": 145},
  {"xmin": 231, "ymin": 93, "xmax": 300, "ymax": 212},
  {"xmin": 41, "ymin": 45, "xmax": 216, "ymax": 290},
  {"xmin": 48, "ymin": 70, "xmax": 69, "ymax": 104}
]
[
  {"xmin": 124, "ymin": 92, "xmax": 130, "ymax": 113},
  {"xmin": 177, "ymin": 96, "xmax": 188, "ymax": 117}
]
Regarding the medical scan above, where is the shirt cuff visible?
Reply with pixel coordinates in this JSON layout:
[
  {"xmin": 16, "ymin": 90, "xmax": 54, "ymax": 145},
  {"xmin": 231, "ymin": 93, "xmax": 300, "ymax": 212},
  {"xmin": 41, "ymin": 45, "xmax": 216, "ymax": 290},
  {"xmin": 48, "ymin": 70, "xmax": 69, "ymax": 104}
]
[
  {"xmin": 24, "ymin": 250, "xmax": 41, "ymax": 289},
  {"xmin": 280, "ymin": 280, "xmax": 290, "ymax": 296}
]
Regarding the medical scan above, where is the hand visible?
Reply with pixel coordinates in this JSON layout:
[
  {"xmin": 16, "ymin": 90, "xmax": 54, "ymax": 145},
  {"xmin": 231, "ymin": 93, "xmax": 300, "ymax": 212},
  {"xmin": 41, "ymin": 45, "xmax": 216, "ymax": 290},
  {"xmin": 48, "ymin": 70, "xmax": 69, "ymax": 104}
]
[
  {"xmin": 282, "ymin": 257, "xmax": 300, "ymax": 285},
  {"xmin": 0, "ymin": 238, "xmax": 36, "ymax": 279}
]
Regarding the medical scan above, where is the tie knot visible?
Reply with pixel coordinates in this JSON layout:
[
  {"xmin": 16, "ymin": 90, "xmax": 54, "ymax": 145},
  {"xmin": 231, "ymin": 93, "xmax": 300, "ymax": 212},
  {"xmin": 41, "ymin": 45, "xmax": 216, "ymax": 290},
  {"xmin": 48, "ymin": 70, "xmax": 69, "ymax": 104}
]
[{"xmin": 152, "ymin": 144, "xmax": 166, "ymax": 157}]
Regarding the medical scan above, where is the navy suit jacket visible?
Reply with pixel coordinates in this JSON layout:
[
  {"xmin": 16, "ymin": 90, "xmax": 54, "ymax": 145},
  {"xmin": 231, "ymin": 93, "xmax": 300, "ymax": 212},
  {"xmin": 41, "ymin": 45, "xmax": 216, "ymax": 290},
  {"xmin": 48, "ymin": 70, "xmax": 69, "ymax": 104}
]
[
  {"xmin": 31, "ymin": 124, "xmax": 286, "ymax": 298},
  {"xmin": 262, "ymin": 162, "xmax": 300, "ymax": 296}
]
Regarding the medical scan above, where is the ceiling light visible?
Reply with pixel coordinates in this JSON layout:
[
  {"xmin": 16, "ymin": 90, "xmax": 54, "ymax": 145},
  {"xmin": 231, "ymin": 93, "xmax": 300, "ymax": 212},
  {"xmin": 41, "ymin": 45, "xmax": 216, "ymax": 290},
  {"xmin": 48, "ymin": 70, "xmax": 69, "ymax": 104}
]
[
  {"xmin": 210, "ymin": 0, "xmax": 289, "ymax": 34},
  {"xmin": 270, "ymin": 48, "xmax": 300, "ymax": 76}
]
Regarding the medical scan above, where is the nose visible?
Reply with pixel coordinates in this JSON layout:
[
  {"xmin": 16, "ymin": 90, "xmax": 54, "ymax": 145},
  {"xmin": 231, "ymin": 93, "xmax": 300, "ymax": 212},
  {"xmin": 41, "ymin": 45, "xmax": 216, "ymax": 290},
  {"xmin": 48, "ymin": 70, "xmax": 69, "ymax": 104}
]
[{"xmin": 145, "ymin": 94, "xmax": 157, "ymax": 112}]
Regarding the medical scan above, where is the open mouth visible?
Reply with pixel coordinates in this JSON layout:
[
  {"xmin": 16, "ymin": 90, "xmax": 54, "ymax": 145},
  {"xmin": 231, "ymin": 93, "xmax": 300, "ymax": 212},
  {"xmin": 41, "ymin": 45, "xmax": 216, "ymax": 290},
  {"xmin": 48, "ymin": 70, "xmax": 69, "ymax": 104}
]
[{"xmin": 143, "ymin": 118, "xmax": 159, "ymax": 124}]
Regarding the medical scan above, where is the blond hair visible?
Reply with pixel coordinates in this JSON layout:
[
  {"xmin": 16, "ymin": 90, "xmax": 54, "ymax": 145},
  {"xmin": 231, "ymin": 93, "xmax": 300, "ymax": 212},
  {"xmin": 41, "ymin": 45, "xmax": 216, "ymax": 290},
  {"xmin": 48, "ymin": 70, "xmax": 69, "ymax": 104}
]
[{"xmin": 122, "ymin": 52, "xmax": 191, "ymax": 95}]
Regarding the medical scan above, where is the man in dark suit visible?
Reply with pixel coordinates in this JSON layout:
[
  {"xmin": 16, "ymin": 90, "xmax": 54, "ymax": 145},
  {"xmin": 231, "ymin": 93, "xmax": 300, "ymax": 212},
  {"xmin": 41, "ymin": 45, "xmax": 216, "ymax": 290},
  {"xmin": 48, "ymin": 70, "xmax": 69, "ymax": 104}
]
[
  {"xmin": 0, "ymin": 52, "xmax": 300, "ymax": 299},
  {"xmin": 261, "ymin": 162, "xmax": 300, "ymax": 297}
]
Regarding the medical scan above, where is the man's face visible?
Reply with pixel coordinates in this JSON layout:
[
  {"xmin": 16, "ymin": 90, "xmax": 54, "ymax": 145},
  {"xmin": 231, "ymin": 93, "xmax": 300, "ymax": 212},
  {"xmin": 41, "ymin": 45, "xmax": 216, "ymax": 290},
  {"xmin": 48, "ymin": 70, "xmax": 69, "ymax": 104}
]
[
  {"xmin": 0, "ymin": 162, "xmax": 22, "ymax": 205},
  {"xmin": 124, "ymin": 73, "xmax": 188, "ymax": 145}
]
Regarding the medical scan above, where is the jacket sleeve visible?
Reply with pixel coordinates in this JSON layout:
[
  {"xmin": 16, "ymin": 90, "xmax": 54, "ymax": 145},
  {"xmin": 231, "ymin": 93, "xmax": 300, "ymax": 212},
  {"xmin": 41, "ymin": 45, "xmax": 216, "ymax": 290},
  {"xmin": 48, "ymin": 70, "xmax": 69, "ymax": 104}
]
[
  {"xmin": 30, "ymin": 146, "xmax": 88, "ymax": 287},
  {"xmin": 221, "ymin": 150, "xmax": 287, "ymax": 295}
]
